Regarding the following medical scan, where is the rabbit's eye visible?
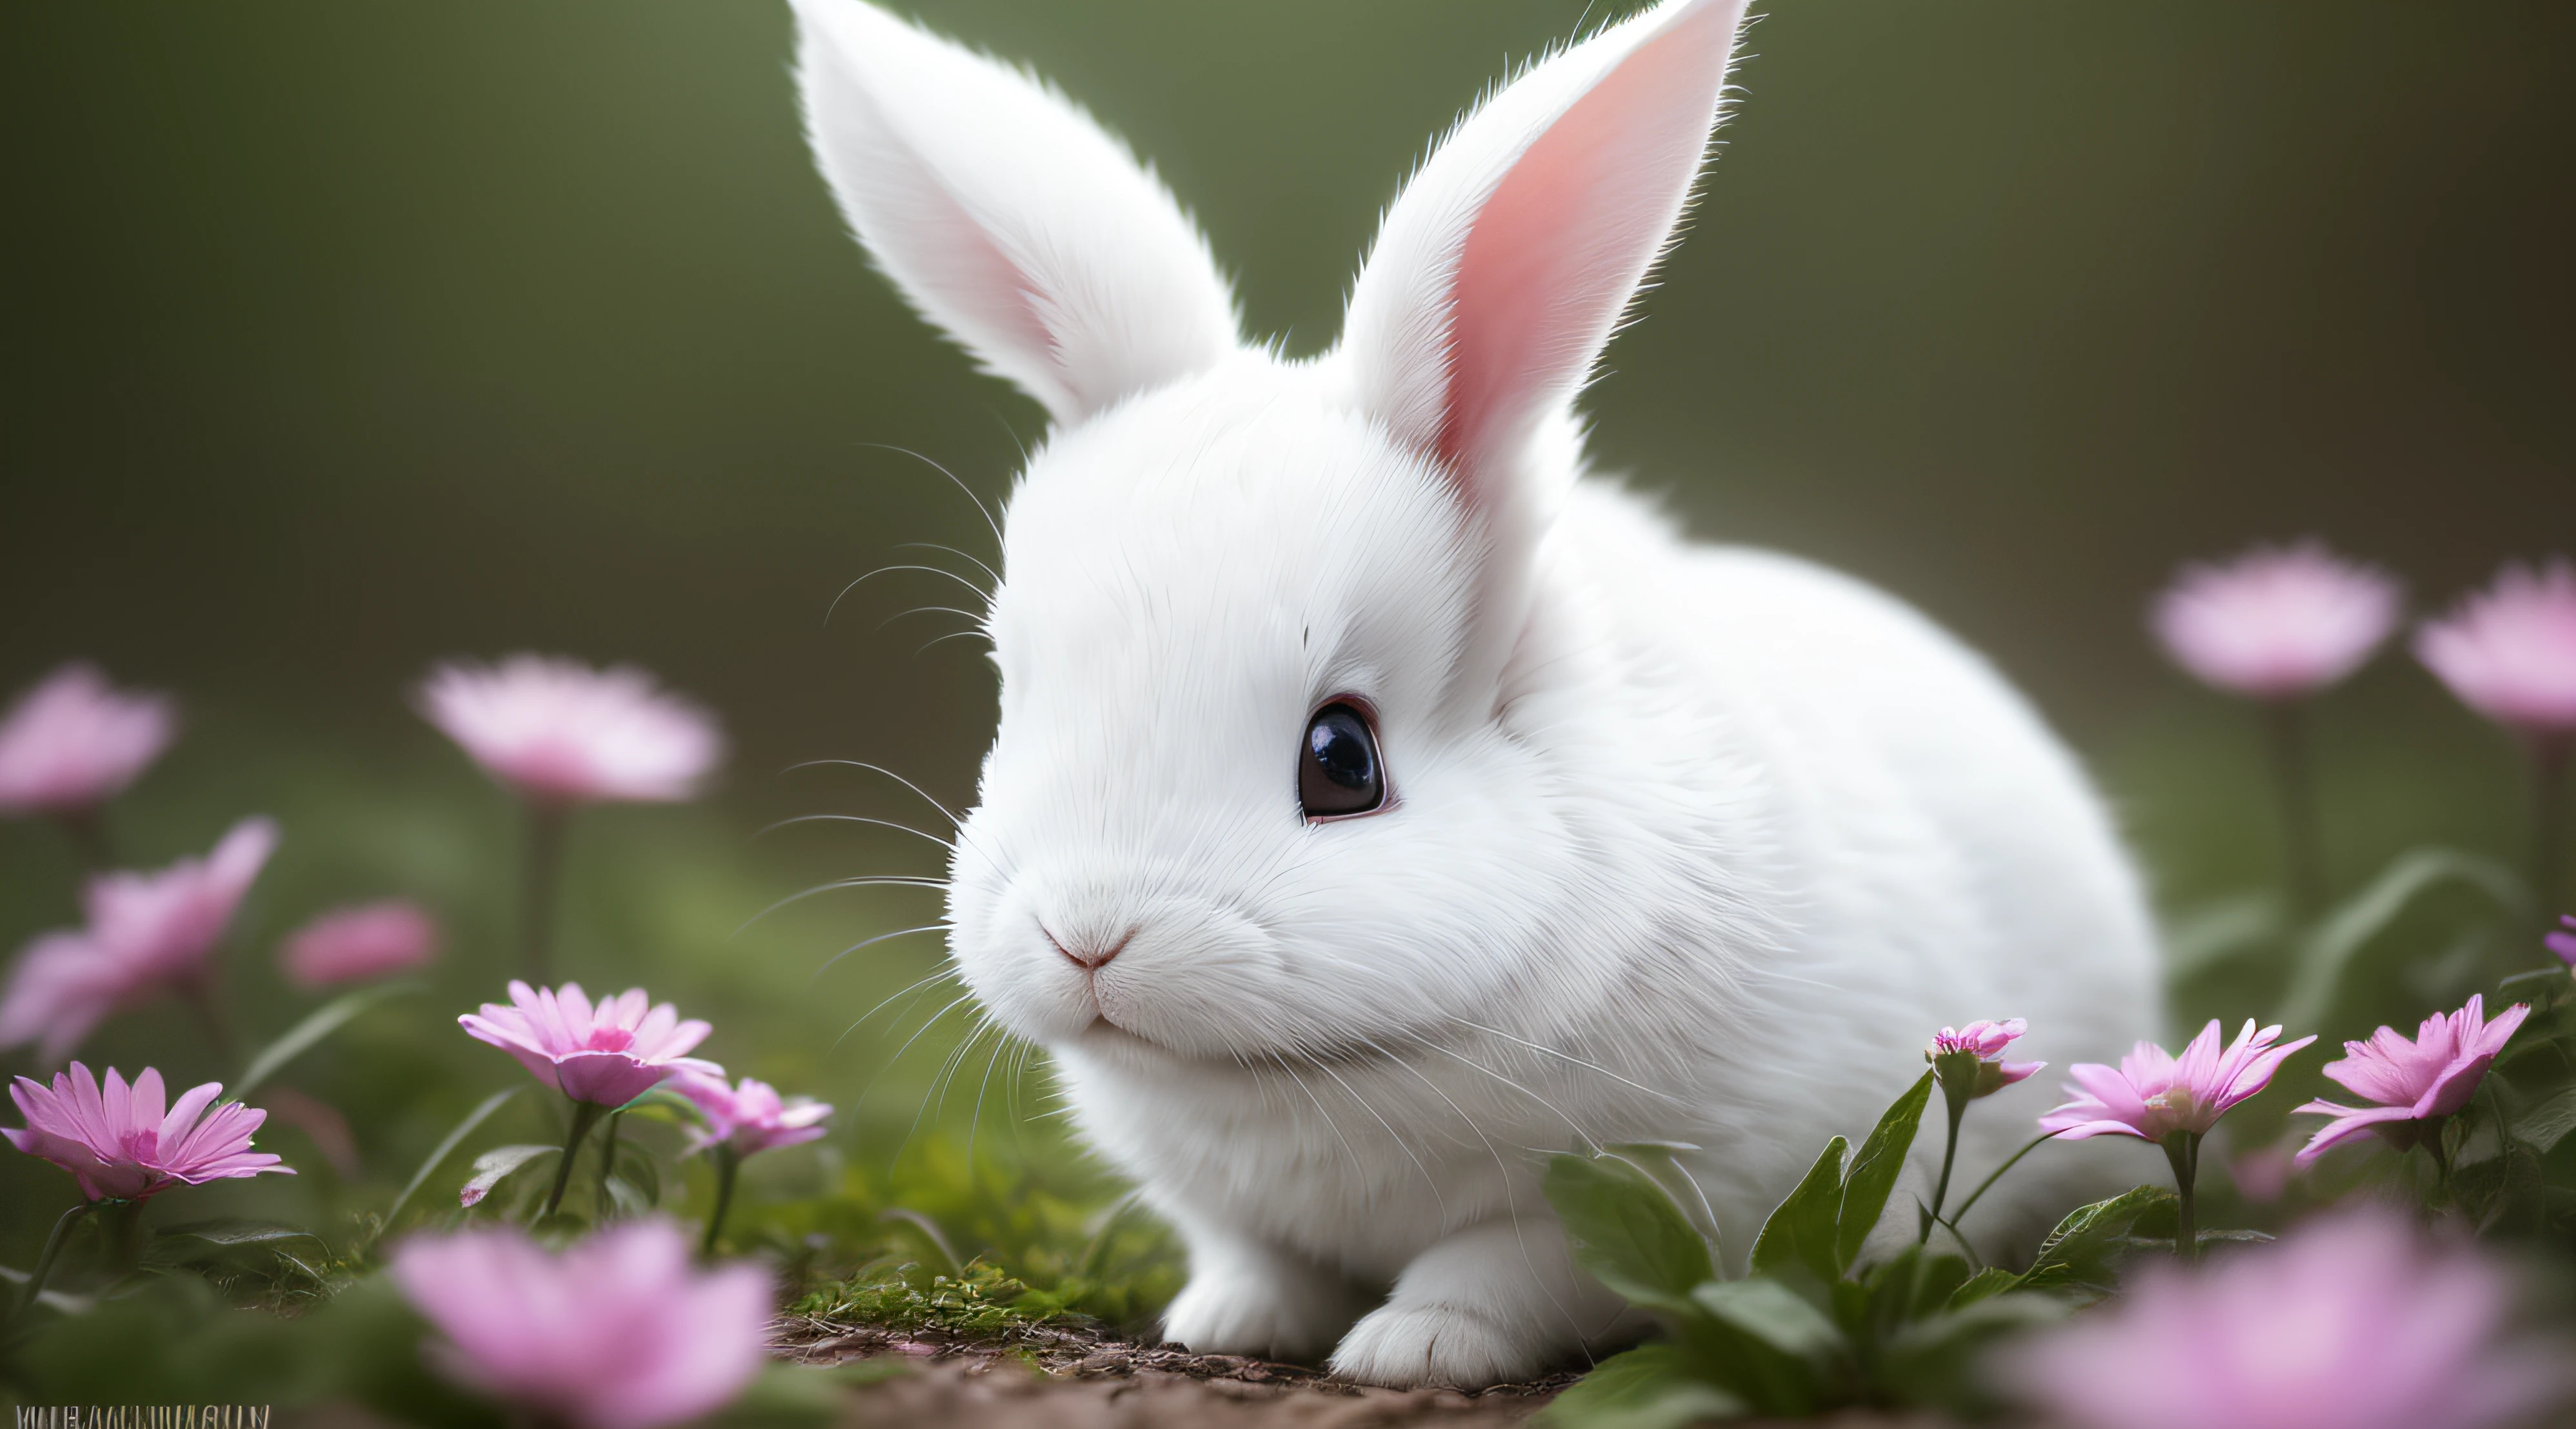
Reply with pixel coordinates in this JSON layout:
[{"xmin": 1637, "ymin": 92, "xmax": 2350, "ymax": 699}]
[{"xmin": 1299, "ymin": 701, "xmax": 1385, "ymax": 819}]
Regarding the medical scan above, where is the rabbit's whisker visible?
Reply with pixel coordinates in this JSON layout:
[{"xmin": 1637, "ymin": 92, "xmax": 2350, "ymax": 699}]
[
  {"xmin": 1274, "ymin": 1056, "xmax": 1367, "ymax": 1183},
  {"xmin": 814, "ymin": 922, "xmax": 950, "ymax": 981},
  {"xmin": 1441, "ymin": 1014, "xmax": 1689, "ymax": 1108},
  {"xmin": 1406, "ymin": 1035, "xmax": 1606, "ymax": 1157},
  {"xmin": 855, "ymin": 441, "xmax": 1004, "ymax": 550},
  {"xmin": 735, "ymin": 876, "xmax": 950, "ymax": 935},
  {"xmin": 897, "ymin": 541, "xmax": 1001, "ymax": 589},
  {"xmin": 1295, "ymin": 1048, "xmax": 1446, "ymax": 1219},
  {"xmin": 759, "ymin": 813, "xmax": 956, "ymax": 851},
  {"xmin": 779, "ymin": 759, "xmax": 964, "ymax": 830},
  {"xmin": 826, "ymin": 563, "xmax": 993, "ymax": 628},
  {"xmin": 875, "ymin": 605, "xmax": 992, "ymax": 635}
]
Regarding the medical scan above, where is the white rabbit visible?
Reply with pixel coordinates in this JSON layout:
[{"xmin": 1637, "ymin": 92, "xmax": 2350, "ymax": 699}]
[{"xmin": 791, "ymin": 0, "xmax": 2162, "ymax": 1388}]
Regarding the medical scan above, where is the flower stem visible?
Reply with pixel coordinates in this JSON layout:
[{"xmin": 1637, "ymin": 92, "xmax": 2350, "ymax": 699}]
[
  {"xmin": 543, "ymin": 1100, "xmax": 608, "ymax": 1219},
  {"xmin": 2532, "ymin": 737, "xmax": 2568, "ymax": 926},
  {"xmin": 95, "ymin": 1199, "xmax": 145, "ymax": 1277},
  {"xmin": 1944, "ymin": 1130, "xmax": 2059, "ymax": 1234},
  {"xmin": 51, "ymin": 809, "xmax": 112, "ymax": 872},
  {"xmin": 702, "ymin": 1145, "xmax": 741, "ymax": 1259},
  {"xmin": 16, "ymin": 1201, "xmax": 94, "ymax": 1318},
  {"xmin": 594, "ymin": 1112, "xmax": 623, "ymax": 1222},
  {"xmin": 2264, "ymin": 697, "xmax": 2324, "ymax": 916},
  {"xmin": 1921, "ymin": 1084, "xmax": 1970, "ymax": 1244},
  {"xmin": 518, "ymin": 803, "xmax": 569, "ymax": 983},
  {"xmin": 2162, "ymin": 1133, "xmax": 2201, "ymax": 1263},
  {"xmin": 178, "ymin": 977, "xmax": 240, "ymax": 1073}
]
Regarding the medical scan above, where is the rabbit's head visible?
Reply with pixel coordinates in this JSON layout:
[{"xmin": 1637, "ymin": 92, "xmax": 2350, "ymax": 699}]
[{"xmin": 793, "ymin": 0, "xmax": 1749, "ymax": 1066}]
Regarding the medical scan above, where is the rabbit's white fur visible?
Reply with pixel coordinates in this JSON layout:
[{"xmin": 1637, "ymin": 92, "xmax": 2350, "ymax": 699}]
[{"xmin": 792, "ymin": 0, "xmax": 2163, "ymax": 1388}]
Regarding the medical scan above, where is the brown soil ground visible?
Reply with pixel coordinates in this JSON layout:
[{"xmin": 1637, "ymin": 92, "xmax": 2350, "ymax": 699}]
[
  {"xmin": 775, "ymin": 1317, "xmax": 1566, "ymax": 1427},
  {"xmin": 775, "ymin": 1320, "xmax": 1949, "ymax": 1429}
]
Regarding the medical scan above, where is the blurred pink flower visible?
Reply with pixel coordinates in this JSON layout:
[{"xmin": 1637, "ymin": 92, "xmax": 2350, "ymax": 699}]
[
  {"xmin": 2151, "ymin": 542, "xmax": 2401, "ymax": 699},
  {"xmin": 0, "ymin": 818, "xmax": 278, "ymax": 1062},
  {"xmin": 5, "ymin": 1063, "xmax": 288, "ymax": 1201},
  {"xmin": 392, "ymin": 1220, "xmax": 770, "ymax": 1429},
  {"xmin": 2039, "ymin": 1019, "xmax": 2315, "ymax": 1143},
  {"xmin": 2415, "ymin": 559, "xmax": 2576, "ymax": 739},
  {"xmin": 1926, "ymin": 1017, "xmax": 2044, "ymax": 1099},
  {"xmin": 2294, "ymin": 994, "xmax": 2528, "ymax": 1164},
  {"xmin": 672, "ymin": 1070, "xmax": 832, "ymax": 1157},
  {"xmin": 279, "ymin": 900, "xmax": 439, "ymax": 988},
  {"xmin": 2008, "ymin": 1210, "xmax": 2562, "ymax": 1429},
  {"xmin": 460, "ymin": 981, "xmax": 721, "ymax": 1108},
  {"xmin": 0, "ymin": 663, "xmax": 177, "ymax": 817},
  {"xmin": 2548, "ymin": 914, "xmax": 2576, "ymax": 970},
  {"xmin": 2226, "ymin": 1142, "xmax": 2295, "ymax": 1205},
  {"xmin": 415, "ymin": 655, "xmax": 724, "ymax": 804}
]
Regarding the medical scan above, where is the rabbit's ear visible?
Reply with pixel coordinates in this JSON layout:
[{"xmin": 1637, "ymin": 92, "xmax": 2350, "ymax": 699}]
[
  {"xmin": 1344, "ymin": 0, "xmax": 1748, "ymax": 512},
  {"xmin": 793, "ymin": 1, "xmax": 1241, "ymax": 425}
]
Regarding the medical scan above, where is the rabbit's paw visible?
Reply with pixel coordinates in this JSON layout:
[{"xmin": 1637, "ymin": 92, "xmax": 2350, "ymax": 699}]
[
  {"xmin": 1161, "ymin": 1255, "xmax": 1367, "ymax": 1362},
  {"xmin": 1327, "ymin": 1301, "xmax": 1542, "ymax": 1389}
]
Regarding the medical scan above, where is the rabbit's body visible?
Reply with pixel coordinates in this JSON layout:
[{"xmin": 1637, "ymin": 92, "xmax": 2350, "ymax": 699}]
[{"xmin": 790, "ymin": 0, "xmax": 2162, "ymax": 1388}]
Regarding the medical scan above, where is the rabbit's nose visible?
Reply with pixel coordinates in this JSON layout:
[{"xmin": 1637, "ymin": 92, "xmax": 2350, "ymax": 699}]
[{"xmin": 1046, "ymin": 926, "xmax": 1133, "ymax": 971}]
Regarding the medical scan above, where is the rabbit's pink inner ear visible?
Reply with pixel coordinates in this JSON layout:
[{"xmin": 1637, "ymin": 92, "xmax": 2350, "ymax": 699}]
[
  {"xmin": 877, "ymin": 163, "xmax": 1061, "ymax": 383},
  {"xmin": 1436, "ymin": 0, "xmax": 1737, "ymax": 485}
]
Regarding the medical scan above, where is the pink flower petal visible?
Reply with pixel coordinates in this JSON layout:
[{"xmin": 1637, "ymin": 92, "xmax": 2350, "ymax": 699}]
[
  {"xmin": 415, "ymin": 656, "xmax": 725, "ymax": 806},
  {"xmin": 0, "ymin": 663, "xmax": 177, "ymax": 815},
  {"xmin": 2151, "ymin": 542, "xmax": 2401, "ymax": 699},
  {"xmin": 2, "ymin": 1062, "xmax": 290, "ymax": 1200},
  {"xmin": 2299, "ymin": 995, "xmax": 2529, "ymax": 1164},
  {"xmin": 393, "ymin": 1221, "xmax": 770, "ymax": 1429},
  {"xmin": 2415, "ymin": 559, "xmax": 2576, "ymax": 736}
]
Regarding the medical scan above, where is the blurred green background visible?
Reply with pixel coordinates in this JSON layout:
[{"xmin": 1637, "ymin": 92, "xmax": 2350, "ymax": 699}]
[{"xmin": 1, "ymin": 0, "xmax": 2571, "ymax": 1289}]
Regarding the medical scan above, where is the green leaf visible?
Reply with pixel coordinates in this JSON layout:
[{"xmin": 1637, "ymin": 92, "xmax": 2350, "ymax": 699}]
[
  {"xmin": 1690, "ymin": 1277, "xmax": 1848, "ymax": 1370},
  {"xmin": 1537, "ymin": 1344, "xmax": 1746, "ymax": 1429},
  {"xmin": 2017, "ymin": 1184, "xmax": 2175, "ymax": 1299},
  {"xmin": 1945, "ymin": 1265, "xmax": 2021, "ymax": 1310},
  {"xmin": 234, "ymin": 981, "xmax": 425, "ymax": 1099},
  {"xmin": 1545, "ymin": 1154, "xmax": 1713, "ymax": 1314},
  {"xmin": 383, "ymin": 1086, "xmax": 522, "ymax": 1232},
  {"xmin": 1876, "ymin": 1291, "xmax": 2070, "ymax": 1417},
  {"xmin": 1603, "ymin": 1141, "xmax": 1724, "ymax": 1255},
  {"xmin": 2496, "ymin": 968, "xmax": 2571, "ymax": 1000},
  {"xmin": 613, "ymin": 1141, "xmax": 663, "ymax": 1208},
  {"xmin": 153, "ymin": 1219, "xmax": 322, "ymax": 1248},
  {"xmin": 2162, "ymin": 891, "xmax": 2288, "ymax": 981},
  {"xmin": 1750, "ymin": 1137, "xmax": 1847, "ymax": 1283},
  {"xmin": 459, "ymin": 1144, "xmax": 557, "ymax": 1208},
  {"xmin": 2279, "ymin": 848, "xmax": 2527, "ymax": 1032},
  {"xmin": 146, "ymin": 1219, "xmax": 324, "ymax": 1268},
  {"xmin": 1837, "ymin": 1071, "xmax": 1933, "ymax": 1274},
  {"xmin": 2509, "ymin": 1084, "xmax": 2576, "ymax": 1154}
]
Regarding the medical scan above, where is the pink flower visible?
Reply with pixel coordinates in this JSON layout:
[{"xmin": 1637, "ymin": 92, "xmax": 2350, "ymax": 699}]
[
  {"xmin": 2415, "ymin": 558, "xmax": 2576, "ymax": 739},
  {"xmin": 392, "ymin": 1221, "xmax": 770, "ymax": 1429},
  {"xmin": 2151, "ymin": 542, "xmax": 2401, "ymax": 699},
  {"xmin": 2039, "ymin": 1019, "xmax": 2316, "ymax": 1144},
  {"xmin": 0, "ymin": 818, "xmax": 278, "ymax": 1062},
  {"xmin": 0, "ymin": 663, "xmax": 177, "ymax": 816},
  {"xmin": 5, "ymin": 1063, "xmax": 288, "ymax": 1201},
  {"xmin": 671, "ymin": 1070, "xmax": 832, "ymax": 1157},
  {"xmin": 279, "ymin": 900, "xmax": 439, "ymax": 988},
  {"xmin": 2293, "ymin": 995, "xmax": 2529, "ymax": 1164},
  {"xmin": 2548, "ymin": 914, "xmax": 2576, "ymax": 970},
  {"xmin": 460, "ymin": 981, "xmax": 722, "ymax": 1108},
  {"xmin": 2227, "ymin": 1142, "xmax": 2295, "ymax": 1206},
  {"xmin": 415, "ymin": 655, "xmax": 724, "ymax": 804},
  {"xmin": 2008, "ymin": 1210, "xmax": 2564, "ymax": 1429},
  {"xmin": 1926, "ymin": 1017, "xmax": 2045, "ymax": 1099}
]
